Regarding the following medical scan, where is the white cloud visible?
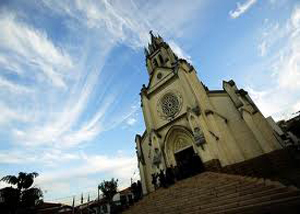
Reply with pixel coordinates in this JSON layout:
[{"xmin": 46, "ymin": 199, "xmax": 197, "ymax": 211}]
[
  {"xmin": 248, "ymin": 5, "xmax": 300, "ymax": 120},
  {"xmin": 0, "ymin": 54, "xmax": 23, "ymax": 75},
  {"xmin": 247, "ymin": 87, "xmax": 294, "ymax": 120},
  {"xmin": 40, "ymin": 149, "xmax": 80, "ymax": 166},
  {"xmin": 258, "ymin": 41, "xmax": 267, "ymax": 57},
  {"xmin": 292, "ymin": 101, "xmax": 300, "ymax": 113},
  {"xmin": 0, "ymin": 76, "xmax": 32, "ymax": 94},
  {"xmin": 12, "ymin": 90, "xmax": 116, "ymax": 148},
  {"xmin": 0, "ymin": 150, "xmax": 36, "ymax": 164},
  {"xmin": 123, "ymin": 103, "xmax": 139, "ymax": 127},
  {"xmin": 229, "ymin": 0, "xmax": 257, "ymax": 19},
  {"xmin": 257, "ymin": 21, "xmax": 280, "ymax": 57},
  {"xmin": 42, "ymin": 181, "xmax": 71, "ymax": 198},
  {"xmin": 126, "ymin": 117, "xmax": 137, "ymax": 126},
  {"xmin": 0, "ymin": 0, "xmax": 205, "ymax": 201},
  {"xmin": 7, "ymin": 0, "xmax": 202, "ymax": 148},
  {"xmin": 2, "ymin": 10, "xmax": 141, "ymax": 148},
  {"xmin": 36, "ymin": 152, "xmax": 137, "ymax": 199},
  {"xmin": 36, "ymin": 153, "xmax": 136, "ymax": 183},
  {"xmin": 168, "ymin": 40, "xmax": 192, "ymax": 62},
  {"xmin": 276, "ymin": 50, "xmax": 300, "ymax": 90},
  {"xmin": 0, "ymin": 148, "xmax": 79, "ymax": 166},
  {"xmin": 0, "ymin": 13, "xmax": 73, "ymax": 88},
  {"xmin": 273, "ymin": 6, "xmax": 300, "ymax": 90},
  {"xmin": 0, "ymin": 103, "xmax": 30, "ymax": 125},
  {"xmin": 41, "ymin": 0, "xmax": 203, "ymax": 49}
]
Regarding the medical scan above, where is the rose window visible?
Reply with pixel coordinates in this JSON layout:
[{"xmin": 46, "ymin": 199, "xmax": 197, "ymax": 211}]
[{"xmin": 160, "ymin": 93, "xmax": 180, "ymax": 117}]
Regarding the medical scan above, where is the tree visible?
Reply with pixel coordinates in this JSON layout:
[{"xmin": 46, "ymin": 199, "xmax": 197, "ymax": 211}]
[
  {"xmin": 0, "ymin": 172, "xmax": 43, "ymax": 213},
  {"xmin": 98, "ymin": 178, "xmax": 118, "ymax": 203},
  {"xmin": 0, "ymin": 187, "xmax": 19, "ymax": 213}
]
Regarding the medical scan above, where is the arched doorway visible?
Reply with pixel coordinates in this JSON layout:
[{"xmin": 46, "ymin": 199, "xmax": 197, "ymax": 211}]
[{"xmin": 164, "ymin": 126, "xmax": 204, "ymax": 179}]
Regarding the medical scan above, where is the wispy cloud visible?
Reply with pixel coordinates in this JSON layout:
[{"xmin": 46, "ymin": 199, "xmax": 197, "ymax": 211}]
[
  {"xmin": 0, "ymin": 102, "xmax": 30, "ymax": 125},
  {"xmin": 0, "ymin": 148, "xmax": 137, "ymax": 203},
  {"xmin": 0, "ymin": 12, "xmax": 74, "ymax": 88},
  {"xmin": 258, "ymin": 41, "xmax": 267, "ymax": 57},
  {"xmin": 268, "ymin": 5, "xmax": 300, "ymax": 91},
  {"xmin": 0, "ymin": 76, "xmax": 33, "ymax": 94},
  {"xmin": 0, "ymin": 0, "xmax": 206, "ymax": 201},
  {"xmin": 257, "ymin": 20, "xmax": 280, "ymax": 57},
  {"xmin": 12, "ymin": 92, "xmax": 116, "ymax": 148},
  {"xmin": 3, "ymin": 0, "xmax": 202, "ymax": 149},
  {"xmin": 0, "ymin": 148, "xmax": 78, "ymax": 166},
  {"xmin": 248, "ymin": 5, "xmax": 300, "ymax": 119},
  {"xmin": 168, "ymin": 40, "xmax": 192, "ymax": 62},
  {"xmin": 35, "ymin": 152, "xmax": 137, "ymax": 198},
  {"xmin": 126, "ymin": 117, "xmax": 137, "ymax": 126},
  {"xmin": 41, "ymin": 0, "xmax": 200, "ymax": 51},
  {"xmin": 229, "ymin": 0, "xmax": 257, "ymax": 19},
  {"xmin": 0, "ymin": 150, "xmax": 36, "ymax": 164},
  {"xmin": 37, "ymin": 154, "xmax": 136, "ymax": 186}
]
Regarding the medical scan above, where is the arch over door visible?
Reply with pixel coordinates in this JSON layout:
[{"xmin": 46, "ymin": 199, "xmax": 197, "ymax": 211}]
[{"xmin": 164, "ymin": 126, "xmax": 196, "ymax": 167}]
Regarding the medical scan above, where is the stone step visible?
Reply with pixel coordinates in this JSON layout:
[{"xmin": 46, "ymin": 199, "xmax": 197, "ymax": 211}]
[
  {"xmin": 199, "ymin": 186, "xmax": 289, "ymax": 211},
  {"xmin": 197, "ymin": 189, "xmax": 300, "ymax": 213},
  {"xmin": 157, "ymin": 180, "xmax": 265, "ymax": 205},
  {"xmin": 123, "ymin": 172, "xmax": 300, "ymax": 214},
  {"xmin": 211, "ymin": 195, "xmax": 300, "ymax": 214},
  {"xmin": 145, "ymin": 185, "xmax": 288, "ymax": 213}
]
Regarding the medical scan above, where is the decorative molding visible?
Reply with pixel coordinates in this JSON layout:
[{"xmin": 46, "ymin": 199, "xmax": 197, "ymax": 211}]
[
  {"xmin": 205, "ymin": 109, "xmax": 228, "ymax": 123},
  {"xmin": 147, "ymin": 72, "xmax": 177, "ymax": 96},
  {"xmin": 192, "ymin": 106, "xmax": 201, "ymax": 116},
  {"xmin": 194, "ymin": 127, "xmax": 206, "ymax": 150},
  {"xmin": 156, "ymin": 113, "xmax": 187, "ymax": 132},
  {"xmin": 209, "ymin": 131, "xmax": 219, "ymax": 141},
  {"xmin": 157, "ymin": 90, "xmax": 183, "ymax": 121}
]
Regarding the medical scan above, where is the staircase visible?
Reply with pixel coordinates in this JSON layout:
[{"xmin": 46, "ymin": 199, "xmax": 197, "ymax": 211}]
[{"xmin": 124, "ymin": 172, "xmax": 300, "ymax": 214}]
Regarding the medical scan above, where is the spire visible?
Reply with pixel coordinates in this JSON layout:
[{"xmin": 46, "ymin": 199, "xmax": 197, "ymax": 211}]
[
  {"xmin": 150, "ymin": 30, "xmax": 155, "ymax": 44},
  {"xmin": 144, "ymin": 31, "xmax": 178, "ymax": 75},
  {"xmin": 145, "ymin": 31, "xmax": 164, "ymax": 56}
]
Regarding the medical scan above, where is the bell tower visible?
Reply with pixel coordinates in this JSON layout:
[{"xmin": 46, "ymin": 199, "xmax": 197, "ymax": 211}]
[{"xmin": 145, "ymin": 31, "xmax": 178, "ymax": 76}]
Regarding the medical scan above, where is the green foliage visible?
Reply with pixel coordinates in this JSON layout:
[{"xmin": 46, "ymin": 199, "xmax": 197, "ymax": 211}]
[
  {"xmin": 0, "ymin": 187, "xmax": 19, "ymax": 213},
  {"xmin": 21, "ymin": 187, "xmax": 43, "ymax": 207},
  {"xmin": 1, "ymin": 172, "xmax": 39, "ymax": 191},
  {"xmin": 98, "ymin": 178, "xmax": 118, "ymax": 202},
  {"xmin": 0, "ymin": 172, "xmax": 43, "ymax": 213}
]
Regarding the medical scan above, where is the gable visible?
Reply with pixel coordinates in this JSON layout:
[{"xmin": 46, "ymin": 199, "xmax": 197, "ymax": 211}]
[{"xmin": 148, "ymin": 67, "xmax": 173, "ymax": 89}]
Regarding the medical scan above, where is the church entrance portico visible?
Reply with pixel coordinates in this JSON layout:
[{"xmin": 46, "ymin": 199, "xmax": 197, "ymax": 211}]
[
  {"xmin": 164, "ymin": 126, "xmax": 205, "ymax": 179},
  {"xmin": 174, "ymin": 146, "xmax": 204, "ymax": 179}
]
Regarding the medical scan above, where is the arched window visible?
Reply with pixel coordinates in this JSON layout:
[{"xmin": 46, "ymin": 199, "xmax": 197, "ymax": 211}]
[
  {"xmin": 158, "ymin": 54, "xmax": 164, "ymax": 65},
  {"xmin": 153, "ymin": 58, "xmax": 158, "ymax": 67}
]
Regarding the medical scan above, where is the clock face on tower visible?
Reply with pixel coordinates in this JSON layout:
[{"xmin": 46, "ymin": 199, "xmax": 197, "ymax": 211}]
[{"xmin": 157, "ymin": 91, "xmax": 183, "ymax": 120}]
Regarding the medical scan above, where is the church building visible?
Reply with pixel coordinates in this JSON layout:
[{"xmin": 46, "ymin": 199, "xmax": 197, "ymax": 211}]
[{"xmin": 135, "ymin": 33, "xmax": 291, "ymax": 195}]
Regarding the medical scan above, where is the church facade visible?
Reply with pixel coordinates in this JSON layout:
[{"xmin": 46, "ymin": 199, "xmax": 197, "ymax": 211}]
[{"xmin": 135, "ymin": 33, "xmax": 287, "ymax": 195}]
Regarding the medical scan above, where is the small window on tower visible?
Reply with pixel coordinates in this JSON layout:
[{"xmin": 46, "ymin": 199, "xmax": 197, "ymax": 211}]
[
  {"xmin": 153, "ymin": 58, "xmax": 158, "ymax": 67},
  {"xmin": 157, "ymin": 72, "xmax": 162, "ymax": 79},
  {"xmin": 158, "ymin": 54, "xmax": 164, "ymax": 65}
]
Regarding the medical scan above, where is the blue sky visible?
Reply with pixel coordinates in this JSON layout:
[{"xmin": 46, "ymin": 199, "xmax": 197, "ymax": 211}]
[{"xmin": 0, "ymin": 0, "xmax": 299, "ymax": 205}]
